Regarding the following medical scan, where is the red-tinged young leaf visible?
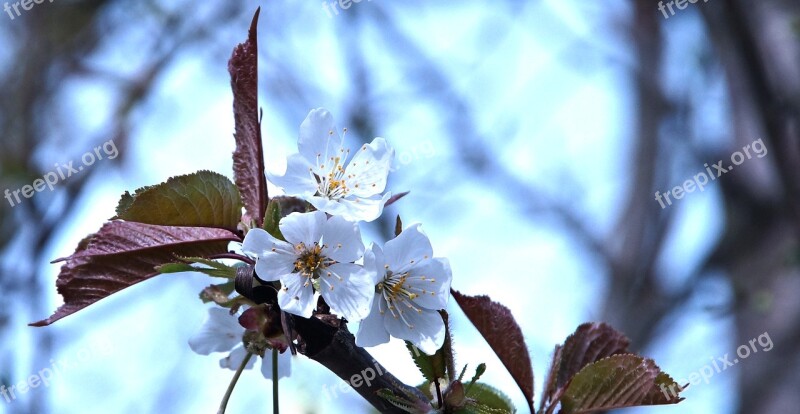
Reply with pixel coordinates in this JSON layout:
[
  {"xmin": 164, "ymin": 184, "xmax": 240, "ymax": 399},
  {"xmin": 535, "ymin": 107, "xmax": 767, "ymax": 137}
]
[
  {"xmin": 115, "ymin": 170, "xmax": 243, "ymax": 231},
  {"xmin": 229, "ymin": 8, "xmax": 268, "ymax": 226},
  {"xmin": 559, "ymin": 354, "xmax": 684, "ymax": 413},
  {"xmin": 59, "ymin": 221, "xmax": 238, "ymax": 261},
  {"xmin": 30, "ymin": 221, "xmax": 239, "ymax": 327},
  {"xmin": 539, "ymin": 345, "xmax": 563, "ymax": 412},
  {"xmin": 556, "ymin": 322, "xmax": 631, "ymax": 390},
  {"xmin": 385, "ymin": 191, "xmax": 410, "ymax": 208},
  {"xmin": 451, "ymin": 290, "xmax": 534, "ymax": 412}
]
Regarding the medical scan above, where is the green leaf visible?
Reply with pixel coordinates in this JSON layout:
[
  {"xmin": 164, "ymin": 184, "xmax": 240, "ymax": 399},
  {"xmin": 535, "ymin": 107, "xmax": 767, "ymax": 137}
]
[
  {"xmin": 556, "ymin": 322, "xmax": 631, "ymax": 390},
  {"xmin": 262, "ymin": 198, "xmax": 284, "ymax": 240},
  {"xmin": 376, "ymin": 389, "xmax": 431, "ymax": 414},
  {"xmin": 464, "ymin": 363, "xmax": 486, "ymax": 395},
  {"xmin": 156, "ymin": 263, "xmax": 196, "ymax": 273},
  {"xmin": 156, "ymin": 256, "xmax": 239, "ymax": 279},
  {"xmin": 115, "ymin": 170, "xmax": 243, "ymax": 231},
  {"xmin": 405, "ymin": 311, "xmax": 454, "ymax": 385},
  {"xmin": 406, "ymin": 340, "xmax": 446, "ymax": 383},
  {"xmin": 457, "ymin": 382, "xmax": 515, "ymax": 414},
  {"xmin": 541, "ymin": 322, "xmax": 632, "ymax": 412},
  {"xmin": 559, "ymin": 354, "xmax": 684, "ymax": 413}
]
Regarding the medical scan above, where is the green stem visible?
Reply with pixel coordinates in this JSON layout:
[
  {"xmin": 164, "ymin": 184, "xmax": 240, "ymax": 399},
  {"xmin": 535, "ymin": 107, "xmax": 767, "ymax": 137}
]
[
  {"xmin": 218, "ymin": 352, "xmax": 254, "ymax": 414},
  {"xmin": 272, "ymin": 348, "xmax": 280, "ymax": 414}
]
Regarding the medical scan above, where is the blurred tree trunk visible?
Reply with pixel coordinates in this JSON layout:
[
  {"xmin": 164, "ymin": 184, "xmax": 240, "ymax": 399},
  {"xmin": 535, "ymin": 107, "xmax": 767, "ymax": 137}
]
[
  {"xmin": 604, "ymin": 1, "xmax": 800, "ymax": 413},
  {"xmin": 700, "ymin": 1, "xmax": 800, "ymax": 413}
]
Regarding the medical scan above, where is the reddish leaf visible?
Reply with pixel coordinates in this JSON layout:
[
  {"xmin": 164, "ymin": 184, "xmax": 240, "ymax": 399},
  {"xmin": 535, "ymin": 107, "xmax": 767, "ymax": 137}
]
[
  {"xmin": 559, "ymin": 354, "xmax": 684, "ymax": 413},
  {"xmin": 451, "ymin": 290, "xmax": 534, "ymax": 412},
  {"xmin": 229, "ymin": 8, "xmax": 267, "ymax": 226},
  {"xmin": 384, "ymin": 191, "xmax": 410, "ymax": 208},
  {"xmin": 539, "ymin": 345, "xmax": 563, "ymax": 412},
  {"xmin": 556, "ymin": 322, "xmax": 631, "ymax": 390},
  {"xmin": 30, "ymin": 221, "xmax": 238, "ymax": 327}
]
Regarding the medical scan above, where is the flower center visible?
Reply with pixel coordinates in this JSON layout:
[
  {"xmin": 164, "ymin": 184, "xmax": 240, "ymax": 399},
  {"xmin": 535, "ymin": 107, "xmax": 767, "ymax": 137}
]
[
  {"xmin": 378, "ymin": 269, "xmax": 423, "ymax": 328},
  {"xmin": 293, "ymin": 242, "xmax": 327, "ymax": 279},
  {"xmin": 318, "ymin": 155, "xmax": 350, "ymax": 199},
  {"xmin": 379, "ymin": 271, "xmax": 418, "ymax": 301}
]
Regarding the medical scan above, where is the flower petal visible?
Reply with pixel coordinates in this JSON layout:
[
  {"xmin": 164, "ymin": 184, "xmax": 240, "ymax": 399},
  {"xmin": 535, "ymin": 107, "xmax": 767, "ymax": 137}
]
[
  {"xmin": 339, "ymin": 193, "xmax": 390, "ymax": 222},
  {"xmin": 384, "ymin": 308, "xmax": 445, "ymax": 355},
  {"xmin": 363, "ymin": 243, "xmax": 386, "ymax": 285},
  {"xmin": 188, "ymin": 307, "xmax": 243, "ymax": 355},
  {"xmin": 319, "ymin": 262, "xmax": 374, "ymax": 321},
  {"xmin": 322, "ymin": 215, "xmax": 365, "ymax": 263},
  {"xmin": 219, "ymin": 345, "xmax": 256, "ymax": 370},
  {"xmin": 355, "ymin": 295, "xmax": 390, "ymax": 348},
  {"xmin": 267, "ymin": 153, "xmax": 318, "ymax": 196},
  {"xmin": 403, "ymin": 258, "xmax": 452, "ymax": 310},
  {"xmin": 356, "ymin": 295, "xmax": 389, "ymax": 346},
  {"xmin": 279, "ymin": 211, "xmax": 326, "ymax": 246},
  {"xmin": 277, "ymin": 274, "xmax": 316, "ymax": 318},
  {"xmin": 242, "ymin": 228, "xmax": 291, "ymax": 257},
  {"xmin": 384, "ymin": 224, "xmax": 434, "ymax": 273},
  {"xmin": 345, "ymin": 137, "xmax": 394, "ymax": 197},
  {"xmin": 254, "ymin": 251, "xmax": 297, "ymax": 282},
  {"xmin": 260, "ymin": 349, "xmax": 293, "ymax": 380},
  {"xmin": 306, "ymin": 195, "xmax": 350, "ymax": 217},
  {"xmin": 298, "ymin": 108, "xmax": 344, "ymax": 171},
  {"xmin": 243, "ymin": 229, "xmax": 296, "ymax": 281}
]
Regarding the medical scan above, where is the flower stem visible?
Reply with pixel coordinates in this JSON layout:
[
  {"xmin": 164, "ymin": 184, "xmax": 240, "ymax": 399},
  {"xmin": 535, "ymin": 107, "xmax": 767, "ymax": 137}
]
[
  {"xmin": 218, "ymin": 352, "xmax": 253, "ymax": 414},
  {"xmin": 272, "ymin": 348, "xmax": 280, "ymax": 414}
]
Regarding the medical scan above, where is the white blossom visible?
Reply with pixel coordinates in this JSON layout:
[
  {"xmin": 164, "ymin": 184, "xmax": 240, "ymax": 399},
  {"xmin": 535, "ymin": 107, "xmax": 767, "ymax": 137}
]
[
  {"xmin": 188, "ymin": 307, "xmax": 291, "ymax": 380},
  {"xmin": 242, "ymin": 211, "xmax": 374, "ymax": 320},
  {"xmin": 356, "ymin": 224, "xmax": 452, "ymax": 354},
  {"xmin": 268, "ymin": 108, "xmax": 394, "ymax": 222}
]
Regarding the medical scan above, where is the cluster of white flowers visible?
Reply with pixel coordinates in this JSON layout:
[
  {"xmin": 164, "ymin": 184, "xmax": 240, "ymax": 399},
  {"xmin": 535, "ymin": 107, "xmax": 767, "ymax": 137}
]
[{"xmin": 190, "ymin": 108, "xmax": 452, "ymax": 379}]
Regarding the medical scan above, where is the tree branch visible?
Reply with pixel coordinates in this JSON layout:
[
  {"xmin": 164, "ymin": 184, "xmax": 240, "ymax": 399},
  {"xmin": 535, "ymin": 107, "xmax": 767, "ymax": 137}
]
[{"xmin": 293, "ymin": 314, "xmax": 428, "ymax": 413}]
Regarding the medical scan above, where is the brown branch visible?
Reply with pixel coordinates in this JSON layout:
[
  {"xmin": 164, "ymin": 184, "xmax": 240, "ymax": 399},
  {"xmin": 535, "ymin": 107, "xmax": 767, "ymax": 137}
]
[{"xmin": 292, "ymin": 314, "xmax": 429, "ymax": 413}]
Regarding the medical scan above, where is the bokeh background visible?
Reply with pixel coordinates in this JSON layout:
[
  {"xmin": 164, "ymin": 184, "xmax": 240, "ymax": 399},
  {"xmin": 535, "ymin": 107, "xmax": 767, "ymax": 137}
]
[{"xmin": 1, "ymin": 1, "xmax": 799, "ymax": 413}]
